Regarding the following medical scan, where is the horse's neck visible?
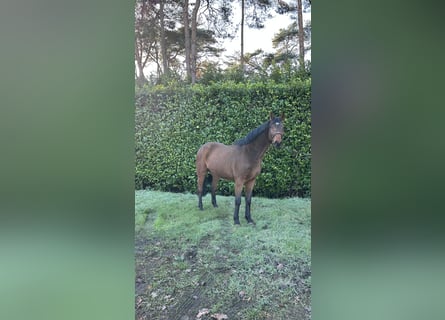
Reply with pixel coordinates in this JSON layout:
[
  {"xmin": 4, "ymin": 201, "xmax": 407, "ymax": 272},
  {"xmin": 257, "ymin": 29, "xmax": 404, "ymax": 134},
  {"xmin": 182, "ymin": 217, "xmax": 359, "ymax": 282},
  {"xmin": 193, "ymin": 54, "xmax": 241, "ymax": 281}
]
[{"xmin": 244, "ymin": 132, "xmax": 270, "ymax": 162}]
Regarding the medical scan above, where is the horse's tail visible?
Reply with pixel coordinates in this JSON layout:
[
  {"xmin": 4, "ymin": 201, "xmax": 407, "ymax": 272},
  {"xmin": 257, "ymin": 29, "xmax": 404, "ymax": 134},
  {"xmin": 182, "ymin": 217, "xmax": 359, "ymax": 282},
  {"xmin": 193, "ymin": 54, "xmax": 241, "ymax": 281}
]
[{"xmin": 202, "ymin": 173, "xmax": 212, "ymax": 196}]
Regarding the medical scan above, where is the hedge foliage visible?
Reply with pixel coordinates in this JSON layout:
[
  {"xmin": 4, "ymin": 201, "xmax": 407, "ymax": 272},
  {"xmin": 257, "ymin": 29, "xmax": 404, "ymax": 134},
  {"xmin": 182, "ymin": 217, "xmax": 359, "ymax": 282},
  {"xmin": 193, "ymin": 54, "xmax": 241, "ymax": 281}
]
[{"xmin": 135, "ymin": 79, "xmax": 311, "ymax": 198}]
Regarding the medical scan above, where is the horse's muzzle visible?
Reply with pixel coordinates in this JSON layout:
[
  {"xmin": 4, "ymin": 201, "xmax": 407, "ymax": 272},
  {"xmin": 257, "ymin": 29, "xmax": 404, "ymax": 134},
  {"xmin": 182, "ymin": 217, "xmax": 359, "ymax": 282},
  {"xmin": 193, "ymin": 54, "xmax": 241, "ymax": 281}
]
[{"xmin": 272, "ymin": 132, "xmax": 283, "ymax": 147}]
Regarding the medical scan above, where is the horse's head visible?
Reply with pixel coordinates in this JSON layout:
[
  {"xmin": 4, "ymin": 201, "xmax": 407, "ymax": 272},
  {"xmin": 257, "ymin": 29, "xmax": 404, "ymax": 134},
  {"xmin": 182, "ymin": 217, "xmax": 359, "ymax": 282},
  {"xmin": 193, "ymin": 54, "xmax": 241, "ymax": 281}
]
[{"xmin": 268, "ymin": 112, "xmax": 285, "ymax": 147}]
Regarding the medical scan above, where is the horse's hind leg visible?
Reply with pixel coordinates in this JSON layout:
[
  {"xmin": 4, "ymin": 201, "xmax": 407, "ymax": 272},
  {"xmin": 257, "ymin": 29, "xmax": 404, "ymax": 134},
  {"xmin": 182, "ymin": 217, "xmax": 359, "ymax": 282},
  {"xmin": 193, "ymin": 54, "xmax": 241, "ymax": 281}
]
[
  {"xmin": 244, "ymin": 179, "xmax": 256, "ymax": 225},
  {"xmin": 196, "ymin": 150, "xmax": 207, "ymax": 210},
  {"xmin": 211, "ymin": 175, "xmax": 219, "ymax": 208},
  {"xmin": 197, "ymin": 173, "xmax": 204, "ymax": 210}
]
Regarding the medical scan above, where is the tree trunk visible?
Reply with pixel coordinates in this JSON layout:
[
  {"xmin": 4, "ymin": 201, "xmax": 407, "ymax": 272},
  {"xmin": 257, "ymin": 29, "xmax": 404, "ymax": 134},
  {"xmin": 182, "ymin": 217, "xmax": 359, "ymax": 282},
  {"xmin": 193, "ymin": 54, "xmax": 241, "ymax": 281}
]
[
  {"xmin": 297, "ymin": 0, "xmax": 305, "ymax": 71},
  {"xmin": 241, "ymin": 0, "xmax": 244, "ymax": 74},
  {"xmin": 183, "ymin": 0, "xmax": 191, "ymax": 82},
  {"xmin": 134, "ymin": 0, "xmax": 149, "ymax": 86},
  {"xmin": 159, "ymin": 0, "xmax": 169, "ymax": 76},
  {"xmin": 135, "ymin": 58, "xmax": 148, "ymax": 86},
  {"xmin": 190, "ymin": 0, "xmax": 201, "ymax": 84}
]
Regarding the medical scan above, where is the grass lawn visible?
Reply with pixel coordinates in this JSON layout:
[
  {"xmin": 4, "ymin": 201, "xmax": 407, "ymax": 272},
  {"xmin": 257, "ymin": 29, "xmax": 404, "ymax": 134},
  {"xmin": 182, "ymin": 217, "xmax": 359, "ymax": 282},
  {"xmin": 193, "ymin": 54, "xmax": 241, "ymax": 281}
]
[{"xmin": 135, "ymin": 190, "xmax": 311, "ymax": 320}]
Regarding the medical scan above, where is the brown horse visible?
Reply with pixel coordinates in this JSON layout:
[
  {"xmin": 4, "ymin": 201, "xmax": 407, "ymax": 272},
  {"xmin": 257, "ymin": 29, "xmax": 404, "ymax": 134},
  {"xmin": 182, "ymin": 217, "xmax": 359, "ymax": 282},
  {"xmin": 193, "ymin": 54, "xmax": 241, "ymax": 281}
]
[{"xmin": 196, "ymin": 112, "xmax": 285, "ymax": 225}]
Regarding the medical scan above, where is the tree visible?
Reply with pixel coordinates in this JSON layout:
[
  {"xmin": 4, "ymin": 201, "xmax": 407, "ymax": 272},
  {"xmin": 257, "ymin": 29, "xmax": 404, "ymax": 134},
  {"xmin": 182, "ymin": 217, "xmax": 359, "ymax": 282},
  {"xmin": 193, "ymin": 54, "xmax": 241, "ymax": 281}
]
[
  {"xmin": 239, "ymin": 0, "xmax": 273, "ymax": 74},
  {"xmin": 183, "ymin": 0, "xmax": 192, "ymax": 81},
  {"xmin": 184, "ymin": 0, "xmax": 234, "ymax": 84},
  {"xmin": 273, "ymin": 0, "xmax": 311, "ymax": 70},
  {"xmin": 296, "ymin": 0, "xmax": 304, "ymax": 70},
  {"xmin": 159, "ymin": 0, "xmax": 169, "ymax": 76},
  {"xmin": 190, "ymin": 0, "xmax": 201, "ymax": 84},
  {"xmin": 241, "ymin": 0, "xmax": 245, "ymax": 71},
  {"xmin": 181, "ymin": 0, "xmax": 201, "ymax": 84},
  {"xmin": 134, "ymin": 0, "xmax": 309, "ymax": 84},
  {"xmin": 135, "ymin": 0, "xmax": 157, "ymax": 85},
  {"xmin": 135, "ymin": 0, "xmax": 181, "ymax": 84}
]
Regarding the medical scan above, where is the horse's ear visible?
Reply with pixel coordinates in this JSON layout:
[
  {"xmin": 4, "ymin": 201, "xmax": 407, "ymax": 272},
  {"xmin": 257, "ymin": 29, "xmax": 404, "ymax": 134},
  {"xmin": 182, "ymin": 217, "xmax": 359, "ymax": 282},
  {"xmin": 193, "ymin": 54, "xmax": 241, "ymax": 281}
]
[
  {"xmin": 270, "ymin": 112, "xmax": 274, "ymax": 120},
  {"xmin": 280, "ymin": 112, "xmax": 285, "ymax": 121}
]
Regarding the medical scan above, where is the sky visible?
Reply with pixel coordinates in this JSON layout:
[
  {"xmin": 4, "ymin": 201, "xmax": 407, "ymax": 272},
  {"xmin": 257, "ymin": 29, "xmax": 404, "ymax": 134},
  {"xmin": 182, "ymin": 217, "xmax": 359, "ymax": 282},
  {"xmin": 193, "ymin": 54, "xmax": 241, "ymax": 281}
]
[{"xmin": 223, "ymin": 9, "xmax": 311, "ymax": 58}]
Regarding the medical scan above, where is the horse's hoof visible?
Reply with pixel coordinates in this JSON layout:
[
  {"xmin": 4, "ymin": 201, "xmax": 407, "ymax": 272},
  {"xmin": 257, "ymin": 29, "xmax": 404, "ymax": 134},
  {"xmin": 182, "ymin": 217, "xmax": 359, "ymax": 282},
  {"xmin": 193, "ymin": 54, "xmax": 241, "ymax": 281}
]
[{"xmin": 247, "ymin": 220, "xmax": 256, "ymax": 226}]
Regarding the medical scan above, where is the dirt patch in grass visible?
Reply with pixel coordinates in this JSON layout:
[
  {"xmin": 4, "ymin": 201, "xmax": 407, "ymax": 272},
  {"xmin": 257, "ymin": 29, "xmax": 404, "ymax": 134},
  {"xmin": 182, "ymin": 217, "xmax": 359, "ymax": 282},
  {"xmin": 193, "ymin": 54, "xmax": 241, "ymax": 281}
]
[{"xmin": 135, "ymin": 191, "xmax": 311, "ymax": 320}]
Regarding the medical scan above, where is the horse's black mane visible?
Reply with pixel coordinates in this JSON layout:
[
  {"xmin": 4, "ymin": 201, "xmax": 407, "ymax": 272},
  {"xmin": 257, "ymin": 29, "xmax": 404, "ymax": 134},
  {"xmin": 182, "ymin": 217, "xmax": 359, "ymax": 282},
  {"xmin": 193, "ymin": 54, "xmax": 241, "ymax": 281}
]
[{"xmin": 233, "ymin": 119, "xmax": 272, "ymax": 146}]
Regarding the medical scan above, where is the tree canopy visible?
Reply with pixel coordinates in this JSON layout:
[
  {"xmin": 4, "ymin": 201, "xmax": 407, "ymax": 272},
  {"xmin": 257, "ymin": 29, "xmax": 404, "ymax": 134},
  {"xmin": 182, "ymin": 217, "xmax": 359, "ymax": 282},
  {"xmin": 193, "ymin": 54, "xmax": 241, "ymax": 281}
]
[{"xmin": 135, "ymin": 0, "xmax": 311, "ymax": 85}]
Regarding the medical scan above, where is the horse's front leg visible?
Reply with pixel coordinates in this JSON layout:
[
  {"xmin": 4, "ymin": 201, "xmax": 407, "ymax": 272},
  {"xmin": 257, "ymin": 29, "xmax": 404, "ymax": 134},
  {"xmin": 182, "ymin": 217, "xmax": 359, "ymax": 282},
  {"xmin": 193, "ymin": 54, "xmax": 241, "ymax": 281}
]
[
  {"xmin": 233, "ymin": 181, "xmax": 243, "ymax": 225},
  {"xmin": 244, "ymin": 179, "xmax": 256, "ymax": 225}
]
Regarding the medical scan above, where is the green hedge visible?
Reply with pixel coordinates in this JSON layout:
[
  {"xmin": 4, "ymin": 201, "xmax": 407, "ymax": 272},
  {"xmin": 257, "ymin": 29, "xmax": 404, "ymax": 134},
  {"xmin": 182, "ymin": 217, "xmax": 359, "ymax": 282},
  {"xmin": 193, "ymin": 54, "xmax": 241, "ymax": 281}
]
[{"xmin": 135, "ymin": 79, "xmax": 311, "ymax": 198}]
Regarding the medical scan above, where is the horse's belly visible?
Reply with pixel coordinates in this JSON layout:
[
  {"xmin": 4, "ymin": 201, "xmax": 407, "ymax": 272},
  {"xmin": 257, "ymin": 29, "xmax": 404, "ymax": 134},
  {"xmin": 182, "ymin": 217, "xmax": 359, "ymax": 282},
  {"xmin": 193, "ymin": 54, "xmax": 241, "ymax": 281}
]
[
  {"xmin": 208, "ymin": 161, "xmax": 261, "ymax": 182},
  {"xmin": 205, "ymin": 145, "xmax": 237, "ymax": 180},
  {"xmin": 207, "ymin": 162, "xmax": 235, "ymax": 180}
]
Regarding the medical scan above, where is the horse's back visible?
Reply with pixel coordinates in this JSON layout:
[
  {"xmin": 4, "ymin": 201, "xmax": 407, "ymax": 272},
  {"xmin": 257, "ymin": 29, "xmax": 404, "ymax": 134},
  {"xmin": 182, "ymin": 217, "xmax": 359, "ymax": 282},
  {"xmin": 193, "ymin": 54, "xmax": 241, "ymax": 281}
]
[{"xmin": 197, "ymin": 142, "xmax": 233, "ymax": 156}]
